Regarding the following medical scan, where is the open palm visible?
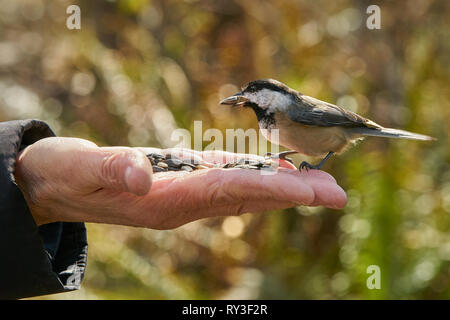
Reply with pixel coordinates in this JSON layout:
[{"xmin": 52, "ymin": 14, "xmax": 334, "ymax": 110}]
[{"xmin": 14, "ymin": 138, "xmax": 347, "ymax": 229}]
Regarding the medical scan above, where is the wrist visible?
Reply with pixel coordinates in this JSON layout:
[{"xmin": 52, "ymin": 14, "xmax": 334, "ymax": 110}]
[{"xmin": 14, "ymin": 146, "xmax": 54, "ymax": 226}]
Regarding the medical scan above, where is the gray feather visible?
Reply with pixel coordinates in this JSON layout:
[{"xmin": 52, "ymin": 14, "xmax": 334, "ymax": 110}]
[
  {"xmin": 352, "ymin": 127, "xmax": 435, "ymax": 141},
  {"xmin": 287, "ymin": 95, "xmax": 382, "ymax": 128}
]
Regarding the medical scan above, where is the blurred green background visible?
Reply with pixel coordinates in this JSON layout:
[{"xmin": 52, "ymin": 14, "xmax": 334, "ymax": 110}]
[{"xmin": 1, "ymin": 0, "xmax": 449, "ymax": 299}]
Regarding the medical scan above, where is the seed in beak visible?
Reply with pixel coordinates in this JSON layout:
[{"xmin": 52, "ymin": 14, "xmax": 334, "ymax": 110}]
[{"xmin": 219, "ymin": 93, "xmax": 248, "ymax": 106}]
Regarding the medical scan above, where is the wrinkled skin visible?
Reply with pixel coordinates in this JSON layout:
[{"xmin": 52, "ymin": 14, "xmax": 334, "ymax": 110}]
[{"xmin": 14, "ymin": 137, "xmax": 347, "ymax": 229}]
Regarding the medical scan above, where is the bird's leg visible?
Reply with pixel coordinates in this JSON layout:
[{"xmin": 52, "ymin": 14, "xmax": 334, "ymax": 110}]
[
  {"xmin": 264, "ymin": 150, "xmax": 298, "ymax": 164},
  {"xmin": 299, "ymin": 151, "xmax": 334, "ymax": 171}
]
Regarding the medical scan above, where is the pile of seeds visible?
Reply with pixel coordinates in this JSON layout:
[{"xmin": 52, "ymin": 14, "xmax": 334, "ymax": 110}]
[
  {"xmin": 146, "ymin": 153, "xmax": 200, "ymax": 172},
  {"xmin": 146, "ymin": 153, "xmax": 275, "ymax": 173},
  {"xmin": 221, "ymin": 157, "xmax": 274, "ymax": 170}
]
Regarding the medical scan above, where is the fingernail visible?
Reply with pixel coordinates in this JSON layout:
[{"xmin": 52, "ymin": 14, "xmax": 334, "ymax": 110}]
[{"xmin": 125, "ymin": 165, "xmax": 152, "ymax": 195}]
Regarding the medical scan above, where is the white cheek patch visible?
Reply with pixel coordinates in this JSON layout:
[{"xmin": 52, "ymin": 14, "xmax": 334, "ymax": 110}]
[{"xmin": 245, "ymin": 89, "xmax": 291, "ymax": 112}]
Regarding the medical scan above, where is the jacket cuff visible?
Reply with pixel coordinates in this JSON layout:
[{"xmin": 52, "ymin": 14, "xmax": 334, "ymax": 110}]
[{"xmin": 0, "ymin": 119, "xmax": 87, "ymax": 299}]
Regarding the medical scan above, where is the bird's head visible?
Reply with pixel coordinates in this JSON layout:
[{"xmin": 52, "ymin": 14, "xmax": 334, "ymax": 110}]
[{"xmin": 220, "ymin": 79, "xmax": 298, "ymax": 113}]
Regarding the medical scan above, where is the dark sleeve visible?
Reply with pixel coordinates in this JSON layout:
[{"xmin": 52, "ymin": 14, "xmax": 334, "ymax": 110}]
[{"xmin": 0, "ymin": 119, "xmax": 88, "ymax": 299}]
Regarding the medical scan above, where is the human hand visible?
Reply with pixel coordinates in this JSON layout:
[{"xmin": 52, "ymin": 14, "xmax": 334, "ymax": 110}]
[{"xmin": 14, "ymin": 137, "xmax": 347, "ymax": 229}]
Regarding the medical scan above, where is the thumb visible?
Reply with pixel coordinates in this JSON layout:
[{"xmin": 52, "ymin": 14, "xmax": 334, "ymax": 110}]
[{"xmin": 89, "ymin": 147, "xmax": 153, "ymax": 195}]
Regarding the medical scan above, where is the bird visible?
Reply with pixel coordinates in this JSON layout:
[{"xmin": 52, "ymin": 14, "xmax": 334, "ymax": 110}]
[{"xmin": 220, "ymin": 79, "xmax": 435, "ymax": 171}]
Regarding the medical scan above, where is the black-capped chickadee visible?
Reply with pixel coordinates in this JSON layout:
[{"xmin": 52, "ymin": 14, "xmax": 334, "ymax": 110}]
[{"xmin": 220, "ymin": 79, "xmax": 434, "ymax": 170}]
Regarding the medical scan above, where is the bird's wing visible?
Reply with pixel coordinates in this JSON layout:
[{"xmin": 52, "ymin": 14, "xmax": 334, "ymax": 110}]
[{"xmin": 286, "ymin": 95, "xmax": 381, "ymax": 128}]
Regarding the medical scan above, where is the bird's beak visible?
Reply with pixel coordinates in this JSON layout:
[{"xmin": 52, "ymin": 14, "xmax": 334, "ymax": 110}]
[{"xmin": 220, "ymin": 92, "xmax": 249, "ymax": 106}]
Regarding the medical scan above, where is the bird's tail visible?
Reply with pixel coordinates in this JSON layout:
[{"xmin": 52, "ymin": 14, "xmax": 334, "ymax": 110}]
[{"xmin": 352, "ymin": 127, "xmax": 435, "ymax": 141}]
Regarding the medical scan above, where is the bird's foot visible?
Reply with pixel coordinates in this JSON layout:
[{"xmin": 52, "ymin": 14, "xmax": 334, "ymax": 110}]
[
  {"xmin": 298, "ymin": 151, "xmax": 335, "ymax": 172},
  {"xmin": 299, "ymin": 161, "xmax": 321, "ymax": 171},
  {"xmin": 264, "ymin": 150, "xmax": 298, "ymax": 164}
]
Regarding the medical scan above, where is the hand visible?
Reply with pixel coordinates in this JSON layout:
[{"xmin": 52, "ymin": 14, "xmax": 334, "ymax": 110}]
[{"xmin": 14, "ymin": 137, "xmax": 347, "ymax": 229}]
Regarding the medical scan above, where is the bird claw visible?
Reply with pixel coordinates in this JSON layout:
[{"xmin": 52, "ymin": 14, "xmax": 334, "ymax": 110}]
[
  {"xmin": 299, "ymin": 161, "xmax": 319, "ymax": 171},
  {"xmin": 299, "ymin": 152, "xmax": 334, "ymax": 171}
]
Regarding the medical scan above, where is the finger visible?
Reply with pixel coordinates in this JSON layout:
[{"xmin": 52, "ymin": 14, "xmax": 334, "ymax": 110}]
[
  {"xmin": 138, "ymin": 147, "xmax": 163, "ymax": 155},
  {"xmin": 285, "ymin": 169, "xmax": 346, "ymax": 208},
  {"xmin": 214, "ymin": 199, "xmax": 299, "ymax": 217},
  {"xmin": 161, "ymin": 199, "xmax": 299, "ymax": 228},
  {"xmin": 148, "ymin": 166, "xmax": 345, "ymax": 207},
  {"xmin": 87, "ymin": 147, "xmax": 153, "ymax": 196},
  {"xmin": 148, "ymin": 165, "xmax": 345, "ymax": 208},
  {"xmin": 127, "ymin": 168, "xmax": 343, "ymax": 229},
  {"xmin": 301, "ymin": 174, "xmax": 347, "ymax": 208},
  {"xmin": 296, "ymin": 168, "xmax": 337, "ymax": 183},
  {"xmin": 147, "ymin": 167, "xmax": 316, "ymax": 207}
]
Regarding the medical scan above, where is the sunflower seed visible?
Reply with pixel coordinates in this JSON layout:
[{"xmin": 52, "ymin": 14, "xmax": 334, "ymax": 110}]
[
  {"xmin": 165, "ymin": 158, "xmax": 183, "ymax": 167},
  {"xmin": 157, "ymin": 162, "xmax": 168, "ymax": 168},
  {"xmin": 152, "ymin": 166, "xmax": 166, "ymax": 172},
  {"xmin": 181, "ymin": 162, "xmax": 197, "ymax": 169}
]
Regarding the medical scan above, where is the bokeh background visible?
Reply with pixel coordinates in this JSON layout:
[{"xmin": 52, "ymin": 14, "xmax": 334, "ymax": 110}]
[{"xmin": 1, "ymin": 0, "xmax": 449, "ymax": 299}]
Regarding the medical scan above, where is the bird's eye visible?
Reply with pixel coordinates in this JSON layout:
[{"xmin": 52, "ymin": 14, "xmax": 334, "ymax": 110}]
[{"xmin": 243, "ymin": 84, "xmax": 257, "ymax": 93}]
